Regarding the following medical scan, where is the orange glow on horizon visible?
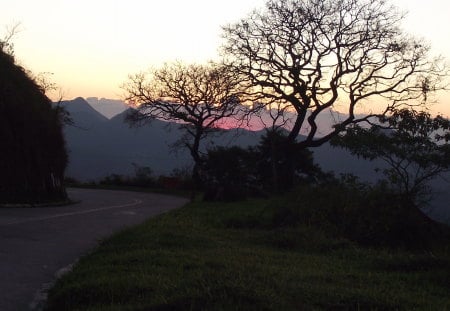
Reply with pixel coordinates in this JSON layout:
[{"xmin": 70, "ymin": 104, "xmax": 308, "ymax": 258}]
[{"xmin": 3, "ymin": 0, "xmax": 449, "ymax": 117}]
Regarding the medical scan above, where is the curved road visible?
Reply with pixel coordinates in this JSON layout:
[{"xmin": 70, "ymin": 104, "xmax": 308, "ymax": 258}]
[{"xmin": 0, "ymin": 188, "xmax": 188, "ymax": 310}]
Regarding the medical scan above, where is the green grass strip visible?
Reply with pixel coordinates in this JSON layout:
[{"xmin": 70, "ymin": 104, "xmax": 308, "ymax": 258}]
[{"xmin": 45, "ymin": 199, "xmax": 450, "ymax": 310}]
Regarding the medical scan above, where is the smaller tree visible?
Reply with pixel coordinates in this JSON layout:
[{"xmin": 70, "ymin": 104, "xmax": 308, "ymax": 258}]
[
  {"xmin": 123, "ymin": 62, "xmax": 243, "ymax": 199},
  {"xmin": 332, "ymin": 108, "xmax": 450, "ymax": 206}
]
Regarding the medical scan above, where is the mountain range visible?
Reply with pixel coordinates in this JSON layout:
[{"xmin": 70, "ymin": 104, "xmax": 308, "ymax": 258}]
[
  {"xmin": 60, "ymin": 97, "xmax": 449, "ymax": 223},
  {"xmin": 61, "ymin": 97, "xmax": 264, "ymax": 180}
]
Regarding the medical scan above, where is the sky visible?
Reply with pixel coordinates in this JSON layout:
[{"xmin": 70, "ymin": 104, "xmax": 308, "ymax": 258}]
[{"xmin": 2, "ymin": 0, "xmax": 450, "ymax": 115}]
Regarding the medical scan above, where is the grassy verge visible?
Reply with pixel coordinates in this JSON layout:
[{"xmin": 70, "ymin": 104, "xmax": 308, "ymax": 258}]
[{"xmin": 45, "ymin": 198, "xmax": 450, "ymax": 310}]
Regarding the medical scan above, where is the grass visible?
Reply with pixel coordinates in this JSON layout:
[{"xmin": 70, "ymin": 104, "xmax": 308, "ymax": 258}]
[{"xmin": 45, "ymin": 198, "xmax": 450, "ymax": 310}]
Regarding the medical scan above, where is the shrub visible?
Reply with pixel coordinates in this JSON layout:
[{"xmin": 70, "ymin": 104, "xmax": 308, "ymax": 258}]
[
  {"xmin": 280, "ymin": 176, "xmax": 450, "ymax": 249},
  {"xmin": 201, "ymin": 130, "xmax": 322, "ymax": 201},
  {"xmin": 202, "ymin": 146, "xmax": 258, "ymax": 201}
]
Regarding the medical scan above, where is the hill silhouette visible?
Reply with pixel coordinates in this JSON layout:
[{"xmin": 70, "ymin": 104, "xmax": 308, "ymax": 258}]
[
  {"xmin": 62, "ymin": 98, "xmax": 377, "ymax": 182},
  {"xmin": 61, "ymin": 97, "xmax": 108, "ymax": 128},
  {"xmin": 62, "ymin": 99, "xmax": 264, "ymax": 180}
]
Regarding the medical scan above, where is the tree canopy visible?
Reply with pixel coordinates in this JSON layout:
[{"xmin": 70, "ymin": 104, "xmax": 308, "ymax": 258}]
[
  {"xmin": 332, "ymin": 108, "xmax": 450, "ymax": 206},
  {"xmin": 222, "ymin": 0, "xmax": 446, "ymax": 147}
]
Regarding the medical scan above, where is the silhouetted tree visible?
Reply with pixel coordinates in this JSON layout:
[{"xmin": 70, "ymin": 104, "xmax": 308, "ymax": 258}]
[
  {"xmin": 222, "ymin": 0, "xmax": 446, "ymax": 148},
  {"xmin": 0, "ymin": 48, "xmax": 68, "ymax": 204},
  {"xmin": 332, "ymin": 108, "xmax": 450, "ymax": 206},
  {"xmin": 123, "ymin": 62, "xmax": 243, "ymax": 200}
]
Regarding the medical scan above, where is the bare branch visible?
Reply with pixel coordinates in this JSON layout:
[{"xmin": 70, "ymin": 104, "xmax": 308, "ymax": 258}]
[
  {"xmin": 221, "ymin": 0, "xmax": 447, "ymax": 147},
  {"xmin": 122, "ymin": 61, "xmax": 245, "ymax": 192},
  {"xmin": 0, "ymin": 23, "xmax": 22, "ymax": 58}
]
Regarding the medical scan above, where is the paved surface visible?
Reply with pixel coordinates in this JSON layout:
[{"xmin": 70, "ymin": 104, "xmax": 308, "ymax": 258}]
[{"xmin": 0, "ymin": 188, "xmax": 188, "ymax": 311}]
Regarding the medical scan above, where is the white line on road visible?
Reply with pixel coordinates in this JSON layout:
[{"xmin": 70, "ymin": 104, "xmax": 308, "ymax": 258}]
[{"xmin": 3, "ymin": 199, "xmax": 143, "ymax": 226}]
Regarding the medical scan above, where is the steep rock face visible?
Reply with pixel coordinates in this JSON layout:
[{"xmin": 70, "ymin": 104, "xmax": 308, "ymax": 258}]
[{"xmin": 0, "ymin": 50, "xmax": 67, "ymax": 203}]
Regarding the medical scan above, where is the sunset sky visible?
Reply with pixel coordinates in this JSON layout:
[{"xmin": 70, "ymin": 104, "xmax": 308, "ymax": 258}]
[{"xmin": 2, "ymin": 0, "xmax": 450, "ymax": 115}]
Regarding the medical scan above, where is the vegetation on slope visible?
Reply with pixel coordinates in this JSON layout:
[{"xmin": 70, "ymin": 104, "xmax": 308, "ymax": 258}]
[{"xmin": 0, "ymin": 49, "xmax": 68, "ymax": 204}]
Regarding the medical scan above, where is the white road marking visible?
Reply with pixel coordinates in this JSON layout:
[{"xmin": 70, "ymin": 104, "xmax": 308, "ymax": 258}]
[{"xmin": 3, "ymin": 199, "xmax": 143, "ymax": 226}]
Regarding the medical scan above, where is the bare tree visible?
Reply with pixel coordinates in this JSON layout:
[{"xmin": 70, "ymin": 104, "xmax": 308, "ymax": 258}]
[
  {"xmin": 254, "ymin": 101, "xmax": 293, "ymax": 131},
  {"xmin": 123, "ymin": 61, "xmax": 243, "ymax": 198},
  {"xmin": 0, "ymin": 23, "xmax": 21, "ymax": 59},
  {"xmin": 222, "ymin": 0, "xmax": 447, "ymax": 148}
]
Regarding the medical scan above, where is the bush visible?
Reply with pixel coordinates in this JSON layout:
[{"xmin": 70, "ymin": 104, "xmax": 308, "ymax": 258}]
[
  {"xmin": 201, "ymin": 130, "xmax": 322, "ymax": 201},
  {"xmin": 131, "ymin": 164, "xmax": 155, "ymax": 187},
  {"xmin": 279, "ymin": 176, "xmax": 450, "ymax": 249},
  {"xmin": 169, "ymin": 166, "xmax": 194, "ymax": 190},
  {"xmin": 202, "ymin": 146, "xmax": 258, "ymax": 201},
  {"xmin": 98, "ymin": 165, "xmax": 156, "ymax": 188}
]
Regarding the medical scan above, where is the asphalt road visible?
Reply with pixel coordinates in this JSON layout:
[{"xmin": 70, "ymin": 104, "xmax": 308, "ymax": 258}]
[{"xmin": 0, "ymin": 188, "xmax": 188, "ymax": 311}]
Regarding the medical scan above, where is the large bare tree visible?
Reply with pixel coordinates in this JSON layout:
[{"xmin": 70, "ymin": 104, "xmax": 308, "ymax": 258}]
[
  {"xmin": 123, "ymin": 62, "xmax": 243, "ymax": 195},
  {"xmin": 222, "ymin": 0, "xmax": 447, "ymax": 148}
]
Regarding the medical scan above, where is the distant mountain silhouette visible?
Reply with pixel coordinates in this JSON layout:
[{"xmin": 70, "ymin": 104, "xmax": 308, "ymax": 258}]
[
  {"xmin": 62, "ymin": 100, "xmax": 264, "ymax": 181},
  {"xmin": 85, "ymin": 97, "xmax": 128, "ymax": 119},
  {"xmin": 61, "ymin": 97, "xmax": 108, "ymax": 128},
  {"xmin": 61, "ymin": 98, "xmax": 389, "ymax": 181},
  {"xmin": 79, "ymin": 97, "xmax": 370, "ymax": 134},
  {"xmin": 61, "ymin": 98, "xmax": 449, "ymax": 223}
]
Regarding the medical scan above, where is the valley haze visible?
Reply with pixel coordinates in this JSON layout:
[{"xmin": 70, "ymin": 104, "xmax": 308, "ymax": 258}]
[{"xmin": 61, "ymin": 97, "xmax": 450, "ymax": 224}]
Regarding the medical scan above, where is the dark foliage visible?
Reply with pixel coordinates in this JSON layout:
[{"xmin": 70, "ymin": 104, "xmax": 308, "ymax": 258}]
[
  {"xmin": 70, "ymin": 165, "xmax": 194, "ymax": 192},
  {"xmin": 97, "ymin": 165, "xmax": 157, "ymax": 188},
  {"xmin": 202, "ymin": 146, "xmax": 259, "ymax": 201},
  {"xmin": 332, "ymin": 108, "xmax": 450, "ymax": 206},
  {"xmin": 202, "ymin": 130, "xmax": 320, "ymax": 201},
  {"xmin": 0, "ymin": 49, "xmax": 67, "ymax": 204},
  {"xmin": 255, "ymin": 129, "xmax": 319, "ymax": 191},
  {"xmin": 279, "ymin": 176, "xmax": 450, "ymax": 249}
]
